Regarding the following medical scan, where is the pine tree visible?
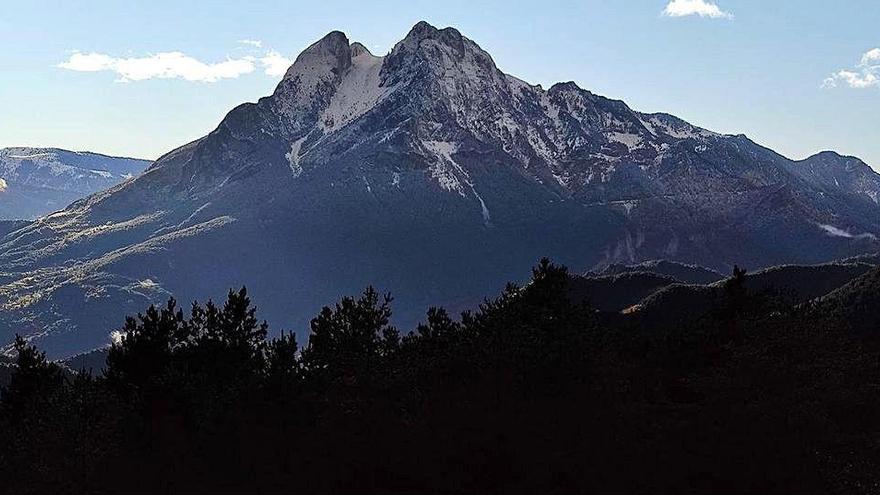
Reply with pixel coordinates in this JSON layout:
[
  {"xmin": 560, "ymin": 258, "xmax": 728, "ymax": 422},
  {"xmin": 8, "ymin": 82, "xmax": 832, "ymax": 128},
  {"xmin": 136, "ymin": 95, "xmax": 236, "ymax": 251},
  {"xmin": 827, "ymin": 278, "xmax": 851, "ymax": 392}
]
[
  {"xmin": 301, "ymin": 286, "xmax": 398, "ymax": 382},
  {"xmin": 104, "ymin": 298, "xmax": 188, "ymax": 389},
  {"xmin": 0, "ymin": 335, "xmax": 63, "ymax": 419}
]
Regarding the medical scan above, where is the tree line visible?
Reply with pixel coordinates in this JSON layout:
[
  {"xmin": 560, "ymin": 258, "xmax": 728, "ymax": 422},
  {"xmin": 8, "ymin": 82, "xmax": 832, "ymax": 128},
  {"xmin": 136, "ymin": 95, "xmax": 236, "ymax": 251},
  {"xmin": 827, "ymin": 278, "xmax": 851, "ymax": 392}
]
[{"xmin": 1, "ymin": 260, "xmax": 878, "ymax": 494}]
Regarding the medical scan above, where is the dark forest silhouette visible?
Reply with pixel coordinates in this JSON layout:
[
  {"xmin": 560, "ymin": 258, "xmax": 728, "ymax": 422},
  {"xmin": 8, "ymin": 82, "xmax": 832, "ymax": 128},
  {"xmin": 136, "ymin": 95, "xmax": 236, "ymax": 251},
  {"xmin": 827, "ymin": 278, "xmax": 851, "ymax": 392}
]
[{"xmin": 2, "ymin": 259, "xmax": 879, "ymax": 494}]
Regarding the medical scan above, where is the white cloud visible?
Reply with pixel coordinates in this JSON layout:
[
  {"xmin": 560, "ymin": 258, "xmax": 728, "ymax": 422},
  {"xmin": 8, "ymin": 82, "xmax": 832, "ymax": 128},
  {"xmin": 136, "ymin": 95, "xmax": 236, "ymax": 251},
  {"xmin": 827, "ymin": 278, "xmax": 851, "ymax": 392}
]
[
  {"xmin": 58, "ymin": 52, "xmax": 117, "ymax": 72},
  {"xmin": 238, "ymin": 39, "xmax": 263, "ymax": 48},
  {"xmin": 59, "ymin": 44, "xmax": 295, "ymax": 83},
  {"xmin": 258, "ymin": 50, "xmax": 293, "ymax": 77},
  {"xmin": 860, "ymin": 48, "xmax": 880, "ymax": 66},
  {"xmin": 663, "ymin": 0, "xmax": 733, "ymax": 19},
  {"xmin": 59, "ymin": 51, "xmax": 256, "ymax": 83},
  {"xmin": 819, "ymin": 224, "xmax": 878, "ymax": 240},
  {"xmin": 823, "ymin": 48, "xmax": 880, "ymax": 90}
]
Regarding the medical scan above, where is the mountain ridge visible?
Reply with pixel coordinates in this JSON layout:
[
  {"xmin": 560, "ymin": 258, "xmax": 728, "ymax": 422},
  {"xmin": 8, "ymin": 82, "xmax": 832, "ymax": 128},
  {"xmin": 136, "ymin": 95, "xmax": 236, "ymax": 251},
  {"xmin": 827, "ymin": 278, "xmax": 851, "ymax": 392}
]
[{"xmin": 0, "ymin": 147, "xmax": 151, "ymax": 220}]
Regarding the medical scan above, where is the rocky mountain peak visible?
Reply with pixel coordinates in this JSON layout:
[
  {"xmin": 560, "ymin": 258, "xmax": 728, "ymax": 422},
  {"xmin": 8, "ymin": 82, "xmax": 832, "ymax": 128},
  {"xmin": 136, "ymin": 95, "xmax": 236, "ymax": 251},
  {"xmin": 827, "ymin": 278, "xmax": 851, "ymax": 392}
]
[
  {"xmin": 803, "ymin": 151, "xmax": 870, "ymax": 169},
  {"xmin": 383, "ymin": 21, "xmax": 500, "ymax": 84},
  {"xmin": 402, "ymin": 21, "xmax": 466, "ymax": 52},
  {"xmin": 548, "ymin": 81, "xmax": 584, "ymax": 93},
  {"xmin": 790, "ymin": 151, "xmax": 880, "ymax": 205},
  {"xmin": 283, "ymin": 30, "xmax": 352, "ymax": 81},
  {"xmin": 349, "ymin": 42, "xmax": 373, "ymax": 58},
  {"xmin": 269, "ymin": 31, "xmax": 357, "ymax": 137}
]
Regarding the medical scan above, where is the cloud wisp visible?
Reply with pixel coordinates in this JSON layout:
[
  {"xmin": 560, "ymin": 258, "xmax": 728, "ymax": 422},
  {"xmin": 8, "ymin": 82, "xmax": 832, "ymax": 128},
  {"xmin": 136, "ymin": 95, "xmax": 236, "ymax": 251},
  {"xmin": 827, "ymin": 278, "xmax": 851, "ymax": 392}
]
[
  {"xmin": 58, "ymin": 52, "xmax": 256, "ymax": 83},
  {"xmin": 58, "ymin": 41, "xmax": 293, "ymax": 83},
  {"xmin": 238, "ymin": 39, "xmax": 263, "ymax": 48},
  {"xmin": 824, "ymin": 48, "xmax": 880, "ymax": 89},
  {"xmin": 662, "ymin": 0, "xmax": 733, "ymax": 19},
  {"xmin": 819, "ymin": 224, "xmax": 878, "ymax": 241}
]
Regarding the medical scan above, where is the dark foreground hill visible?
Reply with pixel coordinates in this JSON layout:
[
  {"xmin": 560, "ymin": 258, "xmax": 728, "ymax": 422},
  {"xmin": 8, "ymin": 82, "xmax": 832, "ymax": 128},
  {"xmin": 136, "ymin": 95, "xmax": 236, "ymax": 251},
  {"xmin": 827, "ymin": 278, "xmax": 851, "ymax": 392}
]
[
  {"xmin": 566, "ymin": 271, "xmax": 678, "ymax": 312},
  {"xmin": 2, "ymin": 259, "xmax": 879, "ymax": 494},
  {"xmin": 816, "ymin": 266, "xmax": 880, "ymax": 334},
  {"xmin": 629, "ymin": 260, "xmax": 876, "ymax": 328}
]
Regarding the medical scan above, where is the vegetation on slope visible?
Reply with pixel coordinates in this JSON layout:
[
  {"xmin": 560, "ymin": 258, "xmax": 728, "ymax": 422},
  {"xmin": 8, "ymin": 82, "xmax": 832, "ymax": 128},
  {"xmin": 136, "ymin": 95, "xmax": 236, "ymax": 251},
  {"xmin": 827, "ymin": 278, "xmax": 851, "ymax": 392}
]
[{"xmin": 1, "ymin": 260, "xmax": 879, "ymax": 494}]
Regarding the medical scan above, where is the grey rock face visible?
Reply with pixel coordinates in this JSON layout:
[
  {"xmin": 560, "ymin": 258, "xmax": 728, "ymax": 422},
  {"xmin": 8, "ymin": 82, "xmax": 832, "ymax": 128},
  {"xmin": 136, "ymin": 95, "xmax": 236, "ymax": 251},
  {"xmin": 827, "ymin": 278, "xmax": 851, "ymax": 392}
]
[{"xmin": 1, "ymin": 22, "xmax": 878, "ymax": 357}]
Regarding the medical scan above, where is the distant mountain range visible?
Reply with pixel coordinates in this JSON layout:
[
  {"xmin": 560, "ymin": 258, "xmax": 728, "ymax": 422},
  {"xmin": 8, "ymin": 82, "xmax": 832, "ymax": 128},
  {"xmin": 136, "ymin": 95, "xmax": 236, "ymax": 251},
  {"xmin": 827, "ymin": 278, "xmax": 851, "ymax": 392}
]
[
  {"xmin": 0, "ymin": 148, "xmax": 150, "ymax": 220},
  {"xmin": 1, "ymin": 22, "xmax": 879, "ymax": 357}
]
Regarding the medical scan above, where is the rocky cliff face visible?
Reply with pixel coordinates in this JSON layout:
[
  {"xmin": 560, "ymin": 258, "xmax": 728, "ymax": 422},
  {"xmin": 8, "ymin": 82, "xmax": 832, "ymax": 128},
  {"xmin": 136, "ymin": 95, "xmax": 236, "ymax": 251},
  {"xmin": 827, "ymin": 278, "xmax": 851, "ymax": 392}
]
[{"xmin": 1, "ymin": 22, "xmax": 878, "ymax": 357}]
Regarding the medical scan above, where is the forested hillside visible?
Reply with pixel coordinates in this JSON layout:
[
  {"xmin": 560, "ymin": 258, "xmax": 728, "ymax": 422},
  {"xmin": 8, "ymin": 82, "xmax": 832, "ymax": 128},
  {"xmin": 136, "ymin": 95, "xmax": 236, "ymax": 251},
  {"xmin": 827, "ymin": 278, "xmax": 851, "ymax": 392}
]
[{"xmin": 1, "ymin": 260, "xmax": 879, "ymax": 494}]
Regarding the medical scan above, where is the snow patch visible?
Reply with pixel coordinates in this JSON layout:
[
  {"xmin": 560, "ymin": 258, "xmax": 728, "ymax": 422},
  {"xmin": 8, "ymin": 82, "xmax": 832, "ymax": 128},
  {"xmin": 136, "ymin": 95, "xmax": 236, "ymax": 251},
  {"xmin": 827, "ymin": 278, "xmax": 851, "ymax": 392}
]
[
  {"xmin": 424, "ymin": 141, "xmax": 465, "ymax": 195},
  {"xmin": 474, "ymin": 192, "xmax": 491, "ymax": 226},
  {"xmin": 641, "ymin": 115, "xmax": 718, "ymax": 140},
  {"xmin": 423, "ymin": 140, "xmax": 492, "ymax": 226},
  {"xmin": 319, "ymin": 50, "xmax": 394, "ymax": 133},
  {"xmin": 6, "ymin": 153, "xmax": 55, "ymax": 159},
  {"xmin": 286, "ymin": 136, "xmax": 307, "ymax": 177},
  {"xmin": 607, "ymin": 132, "xmax": 643, "ymax": 149},
  {"xmin": 616, "ymin": 200, "xmax": 638, "ymax": 216}
]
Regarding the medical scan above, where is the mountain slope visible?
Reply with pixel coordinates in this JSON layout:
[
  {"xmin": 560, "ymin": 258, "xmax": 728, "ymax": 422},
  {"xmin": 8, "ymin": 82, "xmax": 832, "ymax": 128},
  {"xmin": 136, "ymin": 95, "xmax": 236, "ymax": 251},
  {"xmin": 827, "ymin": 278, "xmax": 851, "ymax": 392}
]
[
  {"xmin": 1, "ymin": 22, "xmax": 879, "ymax": 357},
  {"xmin": 789, "ymin": 151, "xmax": 880, "ymax": 207},
  {"xmin": 0, "ymin": 148, "xmax": 150, "ymax": 220},
  {"xmin": 816, "ymin": 265, "xmax": 880, "ymax": 334},
  {"xmin": 629, "ymin": 261, "xmax": 876, "ymax": 327}
]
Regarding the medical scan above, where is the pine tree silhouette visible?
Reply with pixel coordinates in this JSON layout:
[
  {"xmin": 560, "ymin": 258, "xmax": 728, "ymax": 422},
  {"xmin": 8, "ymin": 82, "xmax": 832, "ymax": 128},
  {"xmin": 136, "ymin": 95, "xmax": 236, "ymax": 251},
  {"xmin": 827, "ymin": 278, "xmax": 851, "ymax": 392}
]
[{"xmin": 0, "ymin": 335, "xmax": 63, "ymax": 419}]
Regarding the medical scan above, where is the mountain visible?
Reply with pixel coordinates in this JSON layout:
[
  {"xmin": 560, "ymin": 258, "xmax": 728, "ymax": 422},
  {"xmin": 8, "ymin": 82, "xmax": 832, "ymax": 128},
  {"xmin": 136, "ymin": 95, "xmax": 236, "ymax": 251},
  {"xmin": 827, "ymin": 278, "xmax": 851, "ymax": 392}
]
[
  {"xmin": 789, "ymin": 151, "xmax": 880, "ymax": 207},
  {"xmin": 588, "ymin": 260, "xmax": 724, "ymax": 284},
  {"xmin": 0, "ymin": 148, "xmax": 150, "ymax": 220},
  {"xmin": 1, "ymin": 22, "xmax": 879, "ymax": 357}
]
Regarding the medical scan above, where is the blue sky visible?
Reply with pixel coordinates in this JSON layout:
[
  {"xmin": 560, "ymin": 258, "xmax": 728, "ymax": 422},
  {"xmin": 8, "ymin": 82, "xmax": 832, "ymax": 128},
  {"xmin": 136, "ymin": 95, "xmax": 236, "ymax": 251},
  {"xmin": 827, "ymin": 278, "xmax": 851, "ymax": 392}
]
[{"xmin": 1, "ymin": 0, "xmax": 877, "ymax": 168}]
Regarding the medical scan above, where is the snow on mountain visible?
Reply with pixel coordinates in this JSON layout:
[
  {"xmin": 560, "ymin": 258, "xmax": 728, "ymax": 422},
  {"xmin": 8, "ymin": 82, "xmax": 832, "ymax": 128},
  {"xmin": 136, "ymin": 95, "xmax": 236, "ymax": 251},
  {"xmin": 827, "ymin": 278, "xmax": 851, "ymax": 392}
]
[
  {"xmin": 319, "ymin": 43, "xmax": 392, "ymax": 133},
  {"xmin": 0, "ymin": 22, "xmax": 878, "ymax": 357},
  {"xmin": 0, "ymin": 148, "xmax": 150, "ymax": 220}
]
